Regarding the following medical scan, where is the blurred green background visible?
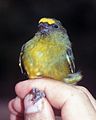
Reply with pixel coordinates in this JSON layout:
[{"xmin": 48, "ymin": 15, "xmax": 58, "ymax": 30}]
[{"xmin": 0, "ymin": 0, "xmax": 96, "ymax": 119}]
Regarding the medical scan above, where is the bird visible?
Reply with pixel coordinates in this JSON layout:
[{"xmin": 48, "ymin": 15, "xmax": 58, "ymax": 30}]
[{"xmin": 19, "ymin": 17, "xmax": 82, "ymax": 84}]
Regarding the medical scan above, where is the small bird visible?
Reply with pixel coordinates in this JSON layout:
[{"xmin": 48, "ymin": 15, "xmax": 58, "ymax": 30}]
[{"xmin": 19, "ymin": 18, "xmax": 82, "ymax": 84}]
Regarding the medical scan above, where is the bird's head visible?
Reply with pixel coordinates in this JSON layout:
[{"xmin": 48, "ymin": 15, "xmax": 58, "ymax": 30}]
[{"xmin": 38, "ymin": 18, "xmax": 66, "ymax": 34}]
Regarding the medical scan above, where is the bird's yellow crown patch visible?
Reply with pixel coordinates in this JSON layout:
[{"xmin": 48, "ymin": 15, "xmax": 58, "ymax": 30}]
[{"xmin": 39, "ymin": 18, "xmax": 55, "ymax": 25}]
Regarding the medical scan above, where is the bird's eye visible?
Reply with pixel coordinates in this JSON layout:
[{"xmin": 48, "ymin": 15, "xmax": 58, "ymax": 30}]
[{"xmin": 52, "ymin": 24, "xmax": 59, "ymax": 28}]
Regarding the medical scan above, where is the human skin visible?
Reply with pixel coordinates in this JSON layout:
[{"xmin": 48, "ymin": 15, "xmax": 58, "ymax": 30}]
[{"xmin": 8, "ymin": 78, "xmax": 96, "ymax": 120}]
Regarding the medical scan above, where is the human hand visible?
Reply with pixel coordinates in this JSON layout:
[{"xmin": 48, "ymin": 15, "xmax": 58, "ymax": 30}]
[{"xmin": 8, "ymin": 78, "xmax": 96, "ymax": 120}]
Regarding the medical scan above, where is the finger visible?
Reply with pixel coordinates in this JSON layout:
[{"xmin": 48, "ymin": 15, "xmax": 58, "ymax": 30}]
[
  {"xmin": 76, "ymin": 86, "xmax": 96, "ymax": 110},
  {"xmin": 8, "ymin": 98, "xmax": 24, "ymax": 116},
  {"xmin": 13, "ymin": 97, "xmax": 24, "ymax": 113},
  {"xmin": 61, "ymin": 87, "xmax": 96, "ymax": 120},
  {"xmin": 8, "ymin": 99, "xmax": 18, "ymax": 115},
  {"xmin": 15, "ymin": 79, "xmax": 74, "ymax": 109},
  {"xmin": 24, "ymin": 93, "xmax": 55, "ymax": 120}
]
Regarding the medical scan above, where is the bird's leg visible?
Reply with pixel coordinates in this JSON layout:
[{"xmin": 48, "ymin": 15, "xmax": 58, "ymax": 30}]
[{"xmin": 32, "ymin": 88, "xmax": 45, "ymax": 104}]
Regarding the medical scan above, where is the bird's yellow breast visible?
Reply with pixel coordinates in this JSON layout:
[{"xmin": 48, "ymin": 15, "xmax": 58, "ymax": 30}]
[{"xmin": 22, "ymin": 36, "xmax": 70, "ymax": 80}]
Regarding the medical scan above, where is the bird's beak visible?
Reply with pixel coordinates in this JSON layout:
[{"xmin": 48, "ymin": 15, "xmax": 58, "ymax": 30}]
[{"xmin": 38, "ymin": 23, "xmax": 49, "ymax": 33}]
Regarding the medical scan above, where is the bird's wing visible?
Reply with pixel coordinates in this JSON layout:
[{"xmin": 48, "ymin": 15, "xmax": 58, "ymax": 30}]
[
  {"xmin": 66, "ymin": 47, "xmax": 75, "ymax": 73},
  {"xmin": 19, "ymin": 44, "xmax": 26, "ymax": 74}
]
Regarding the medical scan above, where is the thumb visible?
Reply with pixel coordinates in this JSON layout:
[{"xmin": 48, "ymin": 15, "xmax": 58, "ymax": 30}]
[{"xmin": 24, "ymin": 92, "xmax": 55, "ymax": 120}]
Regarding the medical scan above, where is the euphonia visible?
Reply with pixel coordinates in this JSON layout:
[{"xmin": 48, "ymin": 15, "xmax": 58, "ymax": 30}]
[{"xmin": 19, "ymin": 18, "xmax": 82, "ymax": 84}]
